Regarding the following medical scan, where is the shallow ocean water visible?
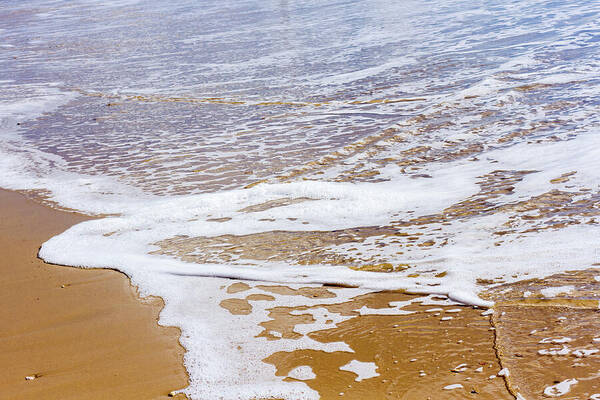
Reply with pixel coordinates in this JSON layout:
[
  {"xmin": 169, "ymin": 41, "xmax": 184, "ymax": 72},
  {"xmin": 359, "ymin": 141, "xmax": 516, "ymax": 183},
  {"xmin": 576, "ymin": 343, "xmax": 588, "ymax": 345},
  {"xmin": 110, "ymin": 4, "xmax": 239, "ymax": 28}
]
[{"xmin": 1, "ymin": 0, "xmax": 599, "ymax": 398}]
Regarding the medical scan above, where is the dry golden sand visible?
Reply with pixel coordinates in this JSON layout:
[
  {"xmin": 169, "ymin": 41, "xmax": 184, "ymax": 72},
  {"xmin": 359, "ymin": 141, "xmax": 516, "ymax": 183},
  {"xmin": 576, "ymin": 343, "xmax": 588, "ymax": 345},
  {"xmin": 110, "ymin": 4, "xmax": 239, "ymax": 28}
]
[{"xmin": 0, "ymin": 189, "xmax": 188, "ymax": 400}]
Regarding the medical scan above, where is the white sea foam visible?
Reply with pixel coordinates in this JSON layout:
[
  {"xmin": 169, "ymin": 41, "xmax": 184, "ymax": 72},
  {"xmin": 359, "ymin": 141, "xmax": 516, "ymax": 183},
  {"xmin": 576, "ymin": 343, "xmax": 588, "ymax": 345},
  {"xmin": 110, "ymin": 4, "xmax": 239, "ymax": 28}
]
[
  {"xmin": 543, "ymin": 378, "xmax": 578, "ymax": 397},
  {"xmin": 539, "ymin": 337, "xmax": 573, "ymax": 344},
  {"xmin": 35, "ymin": 129, "xmax": 600, "ymax": 304},
  {"xmin": 572, "ymin": 348, "xmax": 598, "ymax": 358},
  {"xmin": 443, "ymin": 384, "xmax": 463, "ymax": 390},
  {"xmin": 3, "ymin": 83, "xmax": 600, "ymax": 397},
  {"xmin": 288, "ymin": 366, "xmax": 316, "ymax": 381},
  {"xmin": 338, "ymin": 360, "xmax": 379, "ymax": 382},
  {"xmin": 538, "ymin": 346, "xmax": 571, "ymax": 356},
  {"xmin": 540, "ymin": 286, "xmax": 575, "ymax": 298},
  {"xmin": 3, "ymin": 0, "xmax": 600, "ymax": 398}
]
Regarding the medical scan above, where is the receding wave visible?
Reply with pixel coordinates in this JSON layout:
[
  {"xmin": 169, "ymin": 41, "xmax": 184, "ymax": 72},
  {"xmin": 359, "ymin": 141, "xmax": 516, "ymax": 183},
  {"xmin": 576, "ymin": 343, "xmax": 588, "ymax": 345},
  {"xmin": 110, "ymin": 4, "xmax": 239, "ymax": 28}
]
[{"xmin": 1, "ymin": 0, "xmax": 599, "ymax": 398}]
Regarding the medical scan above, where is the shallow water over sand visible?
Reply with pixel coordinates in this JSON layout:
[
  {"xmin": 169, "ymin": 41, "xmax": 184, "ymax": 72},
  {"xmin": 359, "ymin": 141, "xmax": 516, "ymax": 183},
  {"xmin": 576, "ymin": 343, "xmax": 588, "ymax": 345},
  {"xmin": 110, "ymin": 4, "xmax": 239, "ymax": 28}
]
[{"xmin": 1, "ymin": 0, "xmax": 599, "ymax": 398}]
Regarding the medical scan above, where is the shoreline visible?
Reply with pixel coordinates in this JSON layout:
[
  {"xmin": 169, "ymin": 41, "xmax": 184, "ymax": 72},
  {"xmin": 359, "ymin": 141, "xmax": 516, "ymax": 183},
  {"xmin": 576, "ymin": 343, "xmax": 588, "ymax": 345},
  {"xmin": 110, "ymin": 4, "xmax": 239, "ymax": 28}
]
[
  {"xmin": 3, "ymin": 186, "xmax": 599, "ymax": 399},
  {"xmin": 0, "ymin": 189, "xmax": 188, "ymax": 399}
]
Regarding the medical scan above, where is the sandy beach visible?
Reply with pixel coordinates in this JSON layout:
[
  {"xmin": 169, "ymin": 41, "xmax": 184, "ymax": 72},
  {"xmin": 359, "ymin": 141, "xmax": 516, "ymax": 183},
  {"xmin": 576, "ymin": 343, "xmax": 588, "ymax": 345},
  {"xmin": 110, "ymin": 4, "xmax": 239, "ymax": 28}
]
[
  {"xmin": 1, "ymin": 1, "xmax": 599, "ymax": 398},
  {"xmin": 3, "ymin": 189, "xmax": 600, "ymax": 399},
  {"xmin": 216, "ymin": 274, "xmax": 600, "ymax": 399},
  {"xmin": 0, "ymin": 189, "xmax": 188, "ymax": 399}
]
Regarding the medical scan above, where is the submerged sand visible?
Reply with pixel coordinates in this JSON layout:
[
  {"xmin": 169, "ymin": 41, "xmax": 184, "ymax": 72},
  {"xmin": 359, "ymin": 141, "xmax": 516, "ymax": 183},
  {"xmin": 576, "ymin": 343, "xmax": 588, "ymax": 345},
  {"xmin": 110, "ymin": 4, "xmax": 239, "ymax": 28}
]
[
  {"xmin": 219, "ymin": 273, "xmax": 600, "ymax": 399},
  {"xmin": 3, "ymin": 187, "xmax": 600, "ymax": 400},
  {"xmin": 0, "ymin": 189, "xmax": 188, "ymax": 399},
  {"xmin": 220, "ymin": 283, "xmax": 511, "ymax": 399}
]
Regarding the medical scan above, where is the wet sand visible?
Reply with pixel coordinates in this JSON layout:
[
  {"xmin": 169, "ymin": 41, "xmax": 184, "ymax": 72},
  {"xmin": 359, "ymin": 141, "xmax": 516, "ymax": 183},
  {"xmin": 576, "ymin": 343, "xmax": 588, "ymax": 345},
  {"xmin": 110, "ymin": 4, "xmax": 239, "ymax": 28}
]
[
  {"xmin": 0, "ymin": 189, "xmax": 188, "ymax": 399},
  {"xmin": 220, "ymin": 283, "xmax": 512, "ymax": 399},
  {"xmin": 221, "ymin": 275, "xmax": 600, "ymax": 399},
  {"xmin": 483, "ymin": 270, "xmax": 600, "ymax": 399},
  {"xmin": 3, "ymin": 185, "xmax": 600, "ymax": 400}
]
